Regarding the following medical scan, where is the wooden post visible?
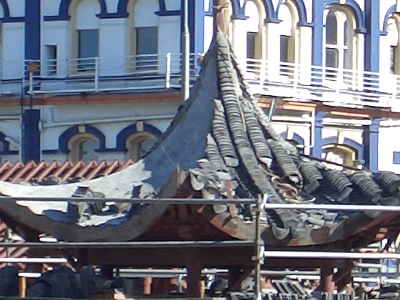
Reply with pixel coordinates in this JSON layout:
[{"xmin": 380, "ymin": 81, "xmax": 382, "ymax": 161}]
[
  {"xmin": 254, "ymin": 194, "xmax": 264, "ymax": 299},
  {"xmin": 186, "ymin": 249, "xmax": 202, "ymax": 298},
  {"xmin": 18, "ymin": 276, "xmax": 26, "ymax": 298},
  {"xmin": 143, "ymin": 275, "xmax": 152, "ymax": 296},
  {"xmin": 320, "ymin": 263, "xmax": 335, "ymax": 293},
  {"xmin": 334, "ymin": 260, "xmax": 355, "ymax": 293},
  {"xmin": 213, "ymin": 0, "xmax": 228, "ymax": 35}
]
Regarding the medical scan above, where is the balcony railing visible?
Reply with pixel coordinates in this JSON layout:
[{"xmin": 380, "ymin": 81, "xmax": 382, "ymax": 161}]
[
  {"xmin": 245, "ymin": 58, "xmax": 400, "ymax": 109},
  {"xmin": 0, "ymin": 54, "xmax": 397, "ymax": 109},
  {"xmin": 22, "ymin": 53, "xmax": 202, "ymax": 95}
]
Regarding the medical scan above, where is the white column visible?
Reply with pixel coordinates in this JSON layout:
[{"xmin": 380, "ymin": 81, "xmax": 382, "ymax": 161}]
[
  {"xmin": 355, "ymin": 33, "xmax": 365, "ymax": 91},
  {"xmin": 265, "ymin": 22, "xmax": 280, "ymax": 81},
  {"xmin": 203, "ymin": 16, "xmax": 213, "ymax": 52},
  {"xmin": 158, "ymin": 15, "xmax": 180, "ymax": 73},
  {"xmin": 99, "ymin": 18, "xmax": 127, "ymax": 76},
  {"xmin": 42, "ymin": 21, "xmax": 70, "ymax": 78},
  {"xmin": 2, "ymin": 22, "xmax": 25, "ymax": 80},
  {"xmin": 297, "ymin": 26, "xmax": 312, "ymax": 85},
  {"xmin": 379, "ymin": 35, "xmax": 393, "ymax": 94},
  {"xmin": 232, "ymin": 18, "xmax": 248, "ymax": 67}
]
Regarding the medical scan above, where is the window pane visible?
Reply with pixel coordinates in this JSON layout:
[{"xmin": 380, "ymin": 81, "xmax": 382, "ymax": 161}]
[
  {"xmin": 344, "ymin": 48, "xmax": 350, "ymax": 69},
  {"xmin": 280, "ymin": 35, "xmax": 289, "ymax": 63},
  {"xmin": 325, "ymin": 48, "xmax": 338, "ymax": 78},
  {"xmin": 79, "ymin": 139, "xmax": 99, "ymax": 162},
  {"xmin": 325, "ymin": 48, "xmax": 338, "ymax": 68},
  {"xmin": 127, "ymin": 136, "xmax": 156, "ymax": 161},
  {"xmin": 136, "ymin": 27, "xmax": 158, "ymax": 70},
  {"xmin": 45, "ymin": 45, "xmax": 57, "ymax": 75},
  {"xmin": 78, "ymin": 29, "xmax": 98, "ymax": 70},
  {"xmin": 138, "ymin": 139, "xmax": 155, "ymax": 158},
  {"xmin": 136, "ymin": 27, "xmax": 157, "ymax": 55},
  {"xmin": 344, "ymin": 20, "xmax": 349, "ymax": 46},
  {"xmin": 247, "ymin": 32, "xmax": 256, "ymax": 59},
  {"xmin": 326, "ymin": 12, "xmax": 337, "ymax": 45},
  {"xmin": 391, "ymin": 46, "xmax": 396, "ymax": 74}
]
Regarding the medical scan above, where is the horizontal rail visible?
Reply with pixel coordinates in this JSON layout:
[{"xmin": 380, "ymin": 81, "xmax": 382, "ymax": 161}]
[
  {"xmin": 263, "ymin": 203, "xmax": 400, "ymax": 211},
  {"xmin": 0, "ymin": 257, "xmax": 67, "ymax": 263},
  {"xmin": 0, "ymin": 240, "xmax": 255, "ymax": 249},
  {"xmin": 115, "ymin": 268, "xmax": 400, "ymax": 278},
  {"xmin": 0, "ymin": 196, "xmax": 257, "ymax": 205},
  {"xmin": 15, "ymin": 54, "xmax": 400, "ymax": 109},
  {"xmin": 2, "ymin": 196, "xmax": 400, "ymax": 212},
  {"xmin": 263, "ymin": 251, "xmax": 400, "ymax": 260}
]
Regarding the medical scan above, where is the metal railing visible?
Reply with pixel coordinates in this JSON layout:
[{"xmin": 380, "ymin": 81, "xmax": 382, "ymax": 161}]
[
  {"xmin": 0, "ymin": 55, "xmax": 386, "ymax": 109},
  {"xmin": 22, "ymin": 53, "xmax": 202, "ymax": 95},
  {"xmin": 0, "ymin": 195, "xmax": 399, "ymax": 295},
  {"xmin": 244, "ymin": 58, "xmax": 400, "ymax": 108}
]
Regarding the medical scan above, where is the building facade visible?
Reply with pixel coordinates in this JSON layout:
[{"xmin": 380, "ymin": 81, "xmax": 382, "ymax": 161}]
[{"xmin": 0, "ymin": 0, "xmax": 400, "ymax": 173}]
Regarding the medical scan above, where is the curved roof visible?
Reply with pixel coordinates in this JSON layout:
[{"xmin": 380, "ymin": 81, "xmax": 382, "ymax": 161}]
[{"xmin": 0, "ymin": 33, "xmax": 399, "ymax": 246}]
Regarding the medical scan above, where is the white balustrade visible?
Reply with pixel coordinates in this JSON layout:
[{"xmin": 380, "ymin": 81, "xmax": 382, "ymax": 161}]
[{"xmin": 5, "ymin": 55, "xmax": 397, "ymax": 110}]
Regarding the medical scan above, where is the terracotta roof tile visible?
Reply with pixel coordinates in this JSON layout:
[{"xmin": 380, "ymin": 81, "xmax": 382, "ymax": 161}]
[{"xmin": 0, "ymin": 160, "xmax": 133, "ymax": 184}]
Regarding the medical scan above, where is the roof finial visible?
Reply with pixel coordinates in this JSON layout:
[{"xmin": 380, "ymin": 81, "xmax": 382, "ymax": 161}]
[{"xmin": 213, "ymin": 0, "xmax": 229, "ymax": 35}]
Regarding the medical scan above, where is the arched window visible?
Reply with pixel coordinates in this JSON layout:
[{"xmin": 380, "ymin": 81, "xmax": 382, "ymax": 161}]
[
  {"xmin": 244, "ymin": 1, "xmax": 262, "ymax": 60},
  {"xmin": 387, "ymin": 17, "xmax": 400, "ymax": 75},
  {"xmin": 323, "ymin": 8, "xmax": 353, "ymax": 82},
  {"xmin": 70, "ymin": 0, "xmax": 100, "ymax": 71},
  {"xmin": 322, "ymin": 145, "xmax": 355, "ymax": 171},
  {"xmin": 278, "ymin": 2, "xmax": 299, "ymax": 78},
  {"xmin": 126, "ymin": 132, "xmax": 157, "ymax": 161},
  {"xmin": 68, "ymin": 134, "xmax": 99, "ymax": 162},
  {"xmin": 129, "ymin": 0, "xmax": 159, "ymax": 70}
]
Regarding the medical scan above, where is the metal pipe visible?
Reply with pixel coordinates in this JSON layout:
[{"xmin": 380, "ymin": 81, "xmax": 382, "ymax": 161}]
[
  {"xmin": 94, "ymin": 57, "xmax": 99, "ymax": 92},
  {"xmin": 2, "ymin": 196, "xmax": 257, "ymax": 205},
  {"xmin": 254, "ymin": 194, "xmax": 263, "ymax": 300},
  {"xmin": 0, "ymin": 240, "xmax": 255, "ymax": 249},
  {"xmin": 262, "ymin": 203, "xmax": 400, "ymax": 211},
  {"xmin": 263, "ymin": 251, "xmax": 400, "ymax": 260},
  {"xmin": 165, "ymin": 52, "xmax": 171, "ymax": 89},
  {"xmin": 0, "ymin": 257, "xmax": 67, "ymax": 263},
  {"xmin": 4, "ymin": 196, "xmax": 400, "ymax": 213},
  {"xmin": 181, "ymin": 0, "xmax": 190, "ymax": 101}
]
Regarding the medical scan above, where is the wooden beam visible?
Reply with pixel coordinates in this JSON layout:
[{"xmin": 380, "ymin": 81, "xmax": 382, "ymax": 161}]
[
  {"xmin": 0, "ymin": 91, "xmax": 181, "ymax": 107},
  {"xmin": 257, "ymin": 99, "xmax": 316, "ymax": 112},
  {"xmin": 213, "ymin": 0, "xmax": 228, "ymax": 35},
  {"xmin": 257, "ymin": 97, "xmax": 400, "ymax": 119}
]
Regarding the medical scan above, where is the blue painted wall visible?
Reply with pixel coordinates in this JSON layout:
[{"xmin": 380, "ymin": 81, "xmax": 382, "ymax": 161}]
[
  {"xmin": 25, "ymin": 0, "xmax": 40, "ymax": 61},
  {"xmin": 363, "ymin": 118, "xmax": 380, "ymax": 172},
  {"xmin": 310, "ymin": 112, "xmax": 326, "ymax": 158},
  {"xmin": 22, "ymin": 109, "xmax": 41, "ymax": 162},
  {"xmin": 364, "ymin": 1, "xmax": 380, "ymax": 72}
]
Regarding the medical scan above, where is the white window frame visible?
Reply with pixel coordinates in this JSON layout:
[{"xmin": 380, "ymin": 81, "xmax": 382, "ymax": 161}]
[
  {"xmin": 68, "ymin": 134, "xmax": 99, "ymax": 163},
  {"xmin": 70, "ymin": 0, "xmax": 100, "ymax": 74},
  {"xmin": 125, "ymin": 132, "xmax": 157, "ymax": 162},
  {"xmin": 322, "ymin": 144, "xmax": 356, "ymax": 171},
  {"xmin": 323, "ymin": 9, "xmax": 353, "ymax": 89},
  {"xmin": 277, "ymin": 2, "xmax": 298, "ymax": 82}
]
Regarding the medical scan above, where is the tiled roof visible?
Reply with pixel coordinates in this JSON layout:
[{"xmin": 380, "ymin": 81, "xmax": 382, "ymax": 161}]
[
  {"xmin": 0, "ymin": 160, "xmax": 133, "ymax": 184},
  {"xmin": 0, "ymin": 33, "xmax": 398, "ymax": 246}
]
